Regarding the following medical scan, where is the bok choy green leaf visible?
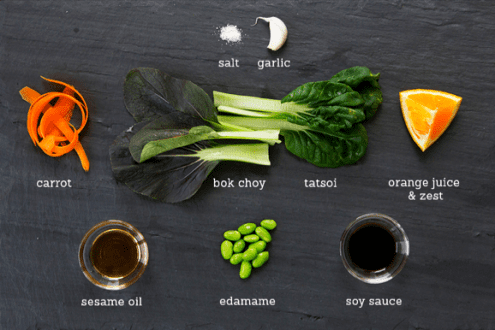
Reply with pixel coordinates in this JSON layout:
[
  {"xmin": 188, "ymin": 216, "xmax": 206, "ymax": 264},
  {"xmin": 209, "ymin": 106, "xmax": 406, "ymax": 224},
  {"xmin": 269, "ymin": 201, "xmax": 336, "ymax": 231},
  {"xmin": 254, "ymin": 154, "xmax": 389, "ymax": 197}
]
[
  {"xmin": 124, "ymin": 67, "xmax": 218, "ymax": 123},
  {"xmin": 110, "ymin": 115, "xmax": 272, "ymax": 203}
]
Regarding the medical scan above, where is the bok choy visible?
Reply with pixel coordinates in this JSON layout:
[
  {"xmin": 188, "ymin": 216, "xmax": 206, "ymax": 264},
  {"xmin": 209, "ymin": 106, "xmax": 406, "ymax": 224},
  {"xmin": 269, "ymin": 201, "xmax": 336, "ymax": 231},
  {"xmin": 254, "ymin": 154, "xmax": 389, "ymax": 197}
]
[
  {"xmin": 110, "ymin": 68, "xmax": 278, "ymax": 203},
  {"xmin": 110, "ymin": 119, "xmax": 271, "ymax": 203}
]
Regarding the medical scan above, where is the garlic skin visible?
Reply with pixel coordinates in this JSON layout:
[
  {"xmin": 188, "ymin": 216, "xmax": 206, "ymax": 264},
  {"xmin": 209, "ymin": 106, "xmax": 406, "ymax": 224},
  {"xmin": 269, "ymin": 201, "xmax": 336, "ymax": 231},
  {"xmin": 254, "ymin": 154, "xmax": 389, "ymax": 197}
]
[{"xmin": 254, "ymin": 17, "xmax": 288, "ymax": 51}]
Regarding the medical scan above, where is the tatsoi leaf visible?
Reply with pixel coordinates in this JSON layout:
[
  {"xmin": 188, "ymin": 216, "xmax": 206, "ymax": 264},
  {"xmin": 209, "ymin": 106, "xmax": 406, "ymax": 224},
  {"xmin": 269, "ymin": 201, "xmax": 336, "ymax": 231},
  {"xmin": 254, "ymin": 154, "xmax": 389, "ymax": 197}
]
[
  {"xmin": 354, "ymin": 82, "xmax": 383, "ymax": 119},
  {"xmin": 326, "ymin": 91, "xmax": 364, "ymax": 108},
  {"xmin": 310, "ymin": 106, "xmax": 366, "ymax": 130},
  {"xmin": 295, "ymin": 105, "xmax": 366, "ymax": 131},
  {"xmin": 329, "ymin": 66, "xmax": 382, "ymax": 119},
  {"xmin": 281, "ymin": 124, "xmax": 368, "ymax": 168},
  {"xmin": 110, "ymin": 122, "xmax": 219, "ymax": 203},
  {"xmin": 123, "ymin": 67, "xmax": 217, "ymax": 123},
  {"xmin": 281, "ymin": 81, "xmax": 355, "ymax": 107},
  {"xmin": 128, "ymin": 112, "xmax": 205, "ymax": 162},
  {"xmin": 328, "ymin": 66, "xmax": 380, "ymax": 89}
]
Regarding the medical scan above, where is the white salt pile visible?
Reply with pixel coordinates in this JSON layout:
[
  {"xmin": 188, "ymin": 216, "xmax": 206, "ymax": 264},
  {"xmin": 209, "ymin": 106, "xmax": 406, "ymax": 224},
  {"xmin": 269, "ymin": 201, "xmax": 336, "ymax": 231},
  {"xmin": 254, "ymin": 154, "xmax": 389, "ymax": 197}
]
[{"xmin": 218, "ymin": 24, "xmax": 242, "ymax": 43}]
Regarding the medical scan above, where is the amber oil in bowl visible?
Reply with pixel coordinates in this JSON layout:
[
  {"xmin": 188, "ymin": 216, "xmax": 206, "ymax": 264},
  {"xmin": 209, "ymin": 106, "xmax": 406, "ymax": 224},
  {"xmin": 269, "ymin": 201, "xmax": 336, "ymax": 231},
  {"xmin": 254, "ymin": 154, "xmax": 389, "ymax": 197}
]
[
  {"xmin": 79, "ymin": 220, "xmax": 149, "ymax": 290},
  {"xmin": 90, "ymin": 229, "xmax": 141, "ymax": 279}
]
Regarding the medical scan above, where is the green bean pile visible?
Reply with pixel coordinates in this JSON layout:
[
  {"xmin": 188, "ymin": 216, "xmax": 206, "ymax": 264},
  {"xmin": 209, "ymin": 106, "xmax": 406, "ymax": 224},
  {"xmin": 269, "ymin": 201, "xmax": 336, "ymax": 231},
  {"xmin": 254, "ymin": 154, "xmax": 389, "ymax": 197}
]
[{"xmin": 221, "ymin": 220, "xmax": 277, "ymax": 279}]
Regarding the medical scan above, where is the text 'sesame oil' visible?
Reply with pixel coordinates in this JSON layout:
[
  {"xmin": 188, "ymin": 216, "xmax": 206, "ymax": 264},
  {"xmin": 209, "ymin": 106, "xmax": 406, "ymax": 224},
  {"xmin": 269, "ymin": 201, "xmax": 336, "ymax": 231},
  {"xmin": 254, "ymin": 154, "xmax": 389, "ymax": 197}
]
[
  {"xmin": 90, "ymin": 229, "xmax": 140, "ymax": 279},
  {"xmin": 348, "ymin": 224, "xmax": 396, "ymax": 271}
]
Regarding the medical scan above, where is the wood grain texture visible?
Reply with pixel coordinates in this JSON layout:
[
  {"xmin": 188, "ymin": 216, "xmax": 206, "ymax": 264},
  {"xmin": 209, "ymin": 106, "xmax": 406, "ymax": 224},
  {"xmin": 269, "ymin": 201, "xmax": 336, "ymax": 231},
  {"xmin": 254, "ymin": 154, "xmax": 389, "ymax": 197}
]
[{"xmin": 1, "ymin": 1, "xmax": 494, "ymax": 329}]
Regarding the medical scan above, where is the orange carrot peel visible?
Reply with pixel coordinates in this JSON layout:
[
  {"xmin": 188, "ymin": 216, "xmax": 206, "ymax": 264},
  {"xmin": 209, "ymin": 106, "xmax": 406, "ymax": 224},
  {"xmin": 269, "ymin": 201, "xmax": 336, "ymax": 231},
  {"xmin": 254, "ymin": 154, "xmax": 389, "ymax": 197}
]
[{"xmin": 19, "ymin": 77, "xmax": 90, "ymax": 171}]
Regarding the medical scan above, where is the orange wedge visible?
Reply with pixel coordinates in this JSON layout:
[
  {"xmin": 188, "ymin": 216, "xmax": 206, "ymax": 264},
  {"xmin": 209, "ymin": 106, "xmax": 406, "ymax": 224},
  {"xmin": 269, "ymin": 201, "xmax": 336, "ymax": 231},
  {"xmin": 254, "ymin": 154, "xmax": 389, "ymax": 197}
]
[{"xmin": 400, "ymin": 89, "xmax": 462, "ymax": 151}]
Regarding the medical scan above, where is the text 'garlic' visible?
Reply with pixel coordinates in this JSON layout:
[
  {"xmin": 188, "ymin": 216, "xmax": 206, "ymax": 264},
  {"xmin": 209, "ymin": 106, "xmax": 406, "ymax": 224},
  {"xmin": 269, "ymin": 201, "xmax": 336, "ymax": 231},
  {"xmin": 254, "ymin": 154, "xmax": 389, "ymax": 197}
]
[{"xmin": 253, "ymin": 17, "xmax": 288, "ymax": 51}]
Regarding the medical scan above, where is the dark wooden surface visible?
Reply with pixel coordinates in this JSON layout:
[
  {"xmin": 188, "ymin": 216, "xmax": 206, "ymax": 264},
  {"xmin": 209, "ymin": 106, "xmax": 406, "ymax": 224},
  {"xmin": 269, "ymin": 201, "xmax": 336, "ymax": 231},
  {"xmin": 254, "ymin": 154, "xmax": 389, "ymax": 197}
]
[{"xmin": 1, "ymin": 1, "xmax": 494, "ymax": 329}]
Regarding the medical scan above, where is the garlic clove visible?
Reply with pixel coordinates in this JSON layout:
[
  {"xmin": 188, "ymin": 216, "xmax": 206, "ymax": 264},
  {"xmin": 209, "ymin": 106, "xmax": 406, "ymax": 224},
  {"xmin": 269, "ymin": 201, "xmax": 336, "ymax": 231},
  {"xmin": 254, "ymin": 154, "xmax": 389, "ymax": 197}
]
[{"xmin": 254, "ymin": 17, "xmax": 288, "ymax": 51}]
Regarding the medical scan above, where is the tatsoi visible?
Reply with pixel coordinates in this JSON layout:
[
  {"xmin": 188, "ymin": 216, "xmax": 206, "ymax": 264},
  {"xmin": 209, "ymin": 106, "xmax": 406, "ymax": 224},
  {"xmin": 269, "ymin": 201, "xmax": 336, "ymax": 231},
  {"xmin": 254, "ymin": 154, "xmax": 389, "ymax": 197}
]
[
  {"xmin": 258, "ymin": 58, "xmax": 290, "ymax": 70},
  {"xmin": 304, "ymin": 179, "xmax": 337, "ymax": 188}
]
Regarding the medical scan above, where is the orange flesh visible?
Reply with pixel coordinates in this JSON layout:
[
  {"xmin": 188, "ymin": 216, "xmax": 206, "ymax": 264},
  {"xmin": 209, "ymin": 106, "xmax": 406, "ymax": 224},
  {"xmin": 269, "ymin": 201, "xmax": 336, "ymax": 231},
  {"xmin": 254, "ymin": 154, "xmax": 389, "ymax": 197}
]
[
  {"xmin": 19, "ymin": 78, "xmax": 90, "ymax": 171},
  {"xmin": 406, "ymin": 98, "xmax": 431, "ymax": 137},
  {"xmin": 401, "ymin": 89, "xmax": 461, "ymax": 151}
]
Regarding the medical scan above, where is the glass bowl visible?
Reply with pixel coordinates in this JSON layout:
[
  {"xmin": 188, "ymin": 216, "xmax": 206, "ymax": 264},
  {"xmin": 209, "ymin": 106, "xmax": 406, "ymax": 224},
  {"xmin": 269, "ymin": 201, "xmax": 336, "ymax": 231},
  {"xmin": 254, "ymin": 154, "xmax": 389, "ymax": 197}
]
[
  {"xmin": 340, "ymin": 213, "xmax": 409, "ymax": 284},
  {"xmin": 79, "ymin": 220, "xmax": 149, "ymax": 290}
]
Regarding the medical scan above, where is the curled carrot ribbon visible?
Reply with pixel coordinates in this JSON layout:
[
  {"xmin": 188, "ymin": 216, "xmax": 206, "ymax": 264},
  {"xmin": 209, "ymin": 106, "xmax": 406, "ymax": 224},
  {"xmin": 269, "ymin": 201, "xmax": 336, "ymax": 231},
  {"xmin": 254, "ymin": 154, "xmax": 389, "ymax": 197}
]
[{"xmin": 19, "ymin": 77, "xmax": 90, "ymax": 171}]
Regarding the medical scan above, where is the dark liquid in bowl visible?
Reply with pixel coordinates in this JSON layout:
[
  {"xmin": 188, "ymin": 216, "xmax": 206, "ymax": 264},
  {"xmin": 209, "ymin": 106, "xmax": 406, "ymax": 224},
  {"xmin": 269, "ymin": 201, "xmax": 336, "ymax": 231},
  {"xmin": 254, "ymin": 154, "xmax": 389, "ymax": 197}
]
[
  {"xmin": 348, "ymin": 224, "xmax": 396, "ymax": 271},
  {"xmin": 90, "ymin": 229, "xmax": 140, "ymax": 279}
]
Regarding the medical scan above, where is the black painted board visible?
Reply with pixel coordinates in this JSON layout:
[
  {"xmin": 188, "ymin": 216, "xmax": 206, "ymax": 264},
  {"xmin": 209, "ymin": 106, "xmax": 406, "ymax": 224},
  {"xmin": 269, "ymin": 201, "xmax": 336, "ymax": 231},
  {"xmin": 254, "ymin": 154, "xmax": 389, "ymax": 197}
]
[{"xmin": 1, "ymin": 1, "xmax": 494, "ymax": 329}]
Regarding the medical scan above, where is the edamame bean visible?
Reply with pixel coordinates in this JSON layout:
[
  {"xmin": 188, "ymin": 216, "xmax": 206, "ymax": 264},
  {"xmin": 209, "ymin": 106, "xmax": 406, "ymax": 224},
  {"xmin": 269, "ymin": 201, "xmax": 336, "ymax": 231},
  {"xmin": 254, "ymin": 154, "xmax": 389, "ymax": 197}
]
[
  {"xmin": 221, "ymin": 240, "xmax": 233, "ymax": 260},
  {"xmin": 243, "ymin": 234, "xmax": 260, "ymax": 243},
  {"xmin": 255, "ymin": 226, "xmax": 272, "ymax": 242},
  {"xmin": 252, "ymin": 251, "xmax": 269, "ymax": 268},
  {"xmin": 240, "ymin": 261, "xmax": 252, "ymax": 279},
  {"xmin": 233, "ymin": 240, "xmax": 245, "ymax": 253},
  {"xmin": 230, "ymin": 253, "xmax": 243, "ymax": 265},
  {"xmin": 249, "ymin": 241, "xmax": 266, "ymax": 253},
  {"xmin": 224, "ymin": 230, "xmax": 241, "ymax": 241},
  {"xmin": 221, "ymin": 220, "xmax": 277, "ymax": 279},
  {"xmin": 242, "ymin": 248, "xmax": 258, "ymax": 261},
  {"xmin": 238, "ymin": 223, "xmax": 256, "ymax": 235},
  {"xmin": 261, "ymin": 219, "xmax": 277, "ymax": 230}
]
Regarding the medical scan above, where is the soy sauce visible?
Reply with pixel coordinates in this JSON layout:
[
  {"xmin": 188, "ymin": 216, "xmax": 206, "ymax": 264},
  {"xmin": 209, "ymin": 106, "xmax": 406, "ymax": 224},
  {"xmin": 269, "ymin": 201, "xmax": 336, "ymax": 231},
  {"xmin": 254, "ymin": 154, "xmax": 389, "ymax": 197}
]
[
  {"xmin": 90, "ymin": 229, "xmax": 140, "ymax": 279},
  {"xmin": 348, "ymin": 224, "xmax": 396, "ymax": 271}
]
